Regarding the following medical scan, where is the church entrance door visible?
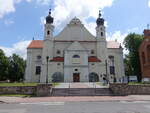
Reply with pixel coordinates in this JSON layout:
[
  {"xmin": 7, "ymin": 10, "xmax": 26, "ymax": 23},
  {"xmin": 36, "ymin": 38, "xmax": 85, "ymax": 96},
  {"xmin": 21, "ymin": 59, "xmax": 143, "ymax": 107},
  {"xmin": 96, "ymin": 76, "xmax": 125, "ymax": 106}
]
[{"xmin": 73, "ymin": 73, "xmax": 80, "ymax": 82}]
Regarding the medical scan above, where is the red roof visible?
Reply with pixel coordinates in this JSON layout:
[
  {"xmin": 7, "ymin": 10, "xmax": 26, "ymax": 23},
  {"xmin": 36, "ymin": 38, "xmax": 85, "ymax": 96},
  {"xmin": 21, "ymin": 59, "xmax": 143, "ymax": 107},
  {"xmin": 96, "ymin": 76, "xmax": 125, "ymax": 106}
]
[
  {"xmin": 50, "ymin": 57, "xmax": 64, "ymax": 62},
  {"xmin": 107, "ymin": 41, "xmax": 121, "ymax": 49},
  {"xmin": 50, "ymin": 56, "xmax": 101, "ymax": 62},
  {"xmin": 27, "ymin": 40, "xmax": 121, "ymax": 49},
  {"xmin": 27, "ymin": 40, "xmax": 43, "ymax": 49},
  {"xmin": 88, "ymin": 56, "xmax": 101, "ymax": 62}
]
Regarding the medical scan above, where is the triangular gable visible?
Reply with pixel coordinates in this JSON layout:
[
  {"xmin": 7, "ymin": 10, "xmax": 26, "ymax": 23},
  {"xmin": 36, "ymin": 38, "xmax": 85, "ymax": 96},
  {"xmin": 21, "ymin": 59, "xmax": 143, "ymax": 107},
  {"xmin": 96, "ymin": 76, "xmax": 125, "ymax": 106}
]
[{"xmin": 54, "ymin": 17, "xmax": 96, "ymax": 41}]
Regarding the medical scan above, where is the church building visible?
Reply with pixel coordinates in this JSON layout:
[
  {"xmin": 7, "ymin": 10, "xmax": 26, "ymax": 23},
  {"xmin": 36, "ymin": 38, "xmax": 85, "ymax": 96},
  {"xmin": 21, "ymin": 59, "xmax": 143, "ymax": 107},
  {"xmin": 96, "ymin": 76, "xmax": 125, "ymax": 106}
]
[
  {"xmin": 25, "ymin": 10, "xmax": 125, "ymax": 83},
  {"xmin": 139, "ymin": 29, "xmax": 150, "ymax": 81}
]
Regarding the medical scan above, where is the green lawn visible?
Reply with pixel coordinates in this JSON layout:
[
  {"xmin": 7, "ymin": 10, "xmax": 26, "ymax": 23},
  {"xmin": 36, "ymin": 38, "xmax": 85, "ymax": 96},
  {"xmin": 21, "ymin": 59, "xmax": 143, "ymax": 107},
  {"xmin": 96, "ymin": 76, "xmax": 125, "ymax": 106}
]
[
  {"xmin": 0, "ymin": 94, "xmax": 32, "ymax": 97},
  {"xmin": 128, "ymin": 82, "xmax": 150, "ymax": 85},
  {"xmin": 0, "ymin": 82, "xmax": 59, "ymax": 87},
  {"xmin": 0, "ymin": 83, "xmax": 38, "ymax": 86}
]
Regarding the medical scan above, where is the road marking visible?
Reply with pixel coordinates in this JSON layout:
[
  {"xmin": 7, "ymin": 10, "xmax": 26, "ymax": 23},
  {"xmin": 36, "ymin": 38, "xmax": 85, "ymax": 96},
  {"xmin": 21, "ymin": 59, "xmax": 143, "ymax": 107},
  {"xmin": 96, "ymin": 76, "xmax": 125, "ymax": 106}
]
[
  {"xmin": 120, "ymin": 101, "xmax": 150, "ymax": 104},
  {"xmin": 20, "ymin": 102, "xmax": 65, "ymax": 106}
]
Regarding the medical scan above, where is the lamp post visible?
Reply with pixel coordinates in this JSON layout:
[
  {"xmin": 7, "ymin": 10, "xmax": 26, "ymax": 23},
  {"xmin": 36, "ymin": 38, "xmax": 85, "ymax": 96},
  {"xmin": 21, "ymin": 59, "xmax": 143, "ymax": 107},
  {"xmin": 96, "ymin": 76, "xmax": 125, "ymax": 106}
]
[
  {"xmin": 46, "ymin": 56, "xmax": 49, "ymax": 84},
  {"xmin": 105, "ymin": 59, "xmax": 108, "ymax": 83}
]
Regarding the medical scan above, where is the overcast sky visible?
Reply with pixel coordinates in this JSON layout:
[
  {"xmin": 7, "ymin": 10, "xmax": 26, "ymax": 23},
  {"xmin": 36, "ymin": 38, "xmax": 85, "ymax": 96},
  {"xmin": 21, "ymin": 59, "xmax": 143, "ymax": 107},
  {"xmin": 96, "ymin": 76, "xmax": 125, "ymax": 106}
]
[{"xmin": 0, "ymin": 0, "xmax": 150, "ymax": 59}]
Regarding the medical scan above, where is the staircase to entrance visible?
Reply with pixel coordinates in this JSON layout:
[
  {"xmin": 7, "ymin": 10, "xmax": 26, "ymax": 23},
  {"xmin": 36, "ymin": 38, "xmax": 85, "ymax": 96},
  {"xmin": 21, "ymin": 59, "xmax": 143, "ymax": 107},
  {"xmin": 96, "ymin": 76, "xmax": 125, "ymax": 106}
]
[{"xmin": 51, "ymin": 83, "xmax": 114, "ymax": 96}]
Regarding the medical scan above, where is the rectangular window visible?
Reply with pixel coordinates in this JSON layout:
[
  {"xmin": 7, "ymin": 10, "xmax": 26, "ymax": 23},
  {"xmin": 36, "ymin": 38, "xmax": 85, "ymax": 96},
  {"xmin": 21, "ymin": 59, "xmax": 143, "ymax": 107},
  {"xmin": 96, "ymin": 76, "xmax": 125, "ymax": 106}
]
[
  {"xmin": 110, "ymin": 66, "xmax": 115, "ymax": 75},
  {"xmin": 36, "ymin": 66, "xmax": 41, "ymax": 75}
]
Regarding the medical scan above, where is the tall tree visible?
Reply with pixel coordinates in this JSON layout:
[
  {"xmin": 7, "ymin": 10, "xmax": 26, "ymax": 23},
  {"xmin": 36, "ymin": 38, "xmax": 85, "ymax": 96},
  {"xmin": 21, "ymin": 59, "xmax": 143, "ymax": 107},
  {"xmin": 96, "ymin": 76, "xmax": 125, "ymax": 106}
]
[
  {"xmin": 0, "ymin": 49, "xmax": 9, "ymax": 81},
  {"xmin": 8, "ymin": 54, "xmax": 26, "ymax": 82},
  {"xmin": 123, "ymin": 33, "xmax": 143, "ymax": 82}
]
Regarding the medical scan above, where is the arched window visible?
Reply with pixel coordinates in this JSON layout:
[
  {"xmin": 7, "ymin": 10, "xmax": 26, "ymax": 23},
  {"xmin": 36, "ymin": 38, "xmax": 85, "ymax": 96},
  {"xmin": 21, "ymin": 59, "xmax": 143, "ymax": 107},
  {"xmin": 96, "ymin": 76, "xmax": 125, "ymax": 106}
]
[
  {"xmin": 52, "ymin": 72, "xmax": 64, "ymax": 82},
  {"xmin": 72, "ymin": 55, "xmax": 80, "ymax": 64},
  {"xmin": 72, "ymin": 55, "xmax": 80, "ymax": 58},
  {"xmin": 147, "ymin": 45, "xmax": 150, "ymax": 62},
  {"xmin": 47, "ymin": 30, "xmax": 50, "ymax": 35}
]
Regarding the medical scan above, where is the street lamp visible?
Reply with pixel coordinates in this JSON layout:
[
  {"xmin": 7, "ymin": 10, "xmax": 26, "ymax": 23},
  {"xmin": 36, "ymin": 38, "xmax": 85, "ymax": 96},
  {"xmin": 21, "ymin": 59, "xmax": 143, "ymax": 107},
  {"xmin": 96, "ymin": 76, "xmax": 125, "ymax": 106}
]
[
  {"xmin": 105, "ymin": 59, "xmax": 108, "ymax": 84},
  {"xmin": 105, "ymin": 60, "xmax": 108, "ymax": 77},
  {"xmin": 46, "ymin": 56, "xmax": 49, "ymax": 84}
]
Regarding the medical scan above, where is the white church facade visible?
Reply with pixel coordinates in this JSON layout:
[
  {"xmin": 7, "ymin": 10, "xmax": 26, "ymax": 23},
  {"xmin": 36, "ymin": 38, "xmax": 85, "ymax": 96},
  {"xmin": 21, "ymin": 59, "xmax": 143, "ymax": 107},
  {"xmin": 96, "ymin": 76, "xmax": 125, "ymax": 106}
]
[{"xmin": 25, "ymin": 10, "xmax": 125, "ymax": 83}]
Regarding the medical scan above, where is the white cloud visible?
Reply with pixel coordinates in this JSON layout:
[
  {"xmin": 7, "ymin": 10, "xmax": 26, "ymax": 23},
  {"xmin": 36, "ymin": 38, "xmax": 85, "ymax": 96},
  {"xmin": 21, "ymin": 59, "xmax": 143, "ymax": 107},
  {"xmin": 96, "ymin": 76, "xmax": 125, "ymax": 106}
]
[
  {"xmin": 107, "ymin": 31, "xmax": 128, "ymax": 43},
  {"xmin": 0, "ymin": 40, "xmax": 31, "ymax": 59},
  {"xmin": 36, "ymin": 0, "xmax": 51, "ymax": 5},
  {"xmin": 52, "ymin": 0, "xmax": 114, "ymax": 31},
  {"xmin": 40, "ymin": 16, "xmax": 46, "ymax": 25},
  {"xmin": 148, "ymin": 0, "xmax": 150, "ymax": 7},
  {"xmin": 0, "ymin": 0, "xmax": 15, "ymax": 18},
  {"xmin": 0, "ymin": 0, "xmax": 50, "ymax": 19}
]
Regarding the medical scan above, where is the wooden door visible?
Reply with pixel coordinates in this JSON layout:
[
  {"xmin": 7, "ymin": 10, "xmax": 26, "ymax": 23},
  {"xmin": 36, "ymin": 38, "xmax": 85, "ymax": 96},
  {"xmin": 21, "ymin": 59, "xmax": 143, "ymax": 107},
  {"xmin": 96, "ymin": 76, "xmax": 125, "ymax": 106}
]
[{"xmin": 73, "ymin": 73, "xmax": 80, "ymax": 82}]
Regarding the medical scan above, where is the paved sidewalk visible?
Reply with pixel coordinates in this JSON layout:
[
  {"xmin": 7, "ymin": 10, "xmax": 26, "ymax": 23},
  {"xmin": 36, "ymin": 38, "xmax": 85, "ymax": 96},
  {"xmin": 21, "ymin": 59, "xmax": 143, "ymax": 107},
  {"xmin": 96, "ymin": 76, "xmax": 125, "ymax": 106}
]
[{"xmin": 1, "ymin": 95, "xmax": 150, "ymax": 104}]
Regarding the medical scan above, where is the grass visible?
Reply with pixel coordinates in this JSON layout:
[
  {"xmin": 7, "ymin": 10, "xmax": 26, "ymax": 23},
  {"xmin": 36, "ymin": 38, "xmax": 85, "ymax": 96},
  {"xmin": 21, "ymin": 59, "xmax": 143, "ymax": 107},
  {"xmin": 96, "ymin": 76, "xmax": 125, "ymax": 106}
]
[
  {"xmin": 0, "ymin": 82, "xmax": 59, "ymax": 97},
  {"xmin": 128, "ymin": 82, "xmax": 150, "ymax": 85},
  {"xmin": 52, "ymin": 82, "xmax": 59, "ymax": 86},
  {"xmin": 0, "ymin": 83, "xmax": 38, "ymax": 87},
  {"xmin": 0, "ymin": 94, "xmax": 33, "ymax": 97},
  {"xmin": 0, "ymin": 82, "xmax": 59, "ymax": 87}
]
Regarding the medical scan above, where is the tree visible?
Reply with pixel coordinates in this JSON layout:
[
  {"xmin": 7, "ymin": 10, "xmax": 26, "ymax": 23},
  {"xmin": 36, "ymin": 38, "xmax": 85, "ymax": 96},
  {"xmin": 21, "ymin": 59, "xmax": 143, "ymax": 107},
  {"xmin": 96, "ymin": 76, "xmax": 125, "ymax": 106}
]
[
  {"xmin": 0, "ymin": 49, "xmax": 9, "ymax": 81},
  {"xmin": 123, "ymin": 33, "xmax": 143, "ymax": 82},
  {"xmin": 8, "ymin": 54, "xmax": 26, "ymax": 82}
]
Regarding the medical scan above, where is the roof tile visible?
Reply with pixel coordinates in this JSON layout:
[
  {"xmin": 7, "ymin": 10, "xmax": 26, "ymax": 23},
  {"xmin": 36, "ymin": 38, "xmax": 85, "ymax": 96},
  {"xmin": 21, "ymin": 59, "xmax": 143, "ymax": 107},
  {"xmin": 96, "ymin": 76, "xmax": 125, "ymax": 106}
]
[{"xmin": 27, "ymin": 40, "xmax": 43, "ymax": 49}]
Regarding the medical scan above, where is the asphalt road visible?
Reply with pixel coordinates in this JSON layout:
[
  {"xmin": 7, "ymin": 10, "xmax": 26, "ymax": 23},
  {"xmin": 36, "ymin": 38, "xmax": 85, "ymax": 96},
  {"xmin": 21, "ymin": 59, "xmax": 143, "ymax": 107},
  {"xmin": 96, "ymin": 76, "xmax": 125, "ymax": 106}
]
[{"xmin": 0, "ymin": 101, "xmax": 150, "ymax": 113}]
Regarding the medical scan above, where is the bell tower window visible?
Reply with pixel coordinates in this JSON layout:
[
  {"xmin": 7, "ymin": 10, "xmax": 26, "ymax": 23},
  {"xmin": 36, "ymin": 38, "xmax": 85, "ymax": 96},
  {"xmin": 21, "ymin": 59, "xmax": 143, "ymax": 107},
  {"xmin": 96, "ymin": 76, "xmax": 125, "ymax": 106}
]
[
  {"xmin": 101, "ymin": 32, "xmax": 103, "ymax": 36},
  {"xmin": 47, "ymin": 30, "xmax": 50, "ymax": 35}
]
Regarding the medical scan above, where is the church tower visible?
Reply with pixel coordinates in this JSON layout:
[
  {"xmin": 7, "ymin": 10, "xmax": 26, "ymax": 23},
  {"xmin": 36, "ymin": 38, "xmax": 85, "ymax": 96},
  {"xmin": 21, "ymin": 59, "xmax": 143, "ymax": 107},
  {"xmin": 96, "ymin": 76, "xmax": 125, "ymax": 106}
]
[
  {"xmin": 41, "ymin": 9, "xmax": 54, "ymax": 83},
  {"xmin": 96, "ymin": 10, "xmax": 106, "ymax": 39},
  {"xmin": 96, "ymin": 10, "xmax": 107, "ymax": 62},
  {"xmin": 96, "ymin": 10, "xmax": 108, "ymax": 77}
]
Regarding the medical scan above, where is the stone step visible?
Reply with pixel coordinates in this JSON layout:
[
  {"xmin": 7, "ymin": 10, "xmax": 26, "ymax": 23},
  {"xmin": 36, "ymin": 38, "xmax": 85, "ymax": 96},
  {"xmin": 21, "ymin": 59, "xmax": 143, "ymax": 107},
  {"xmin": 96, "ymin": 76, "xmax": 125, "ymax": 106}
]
[{"xmin": 51, "ymin": 88, "xmax": 114, "ymax": 96}]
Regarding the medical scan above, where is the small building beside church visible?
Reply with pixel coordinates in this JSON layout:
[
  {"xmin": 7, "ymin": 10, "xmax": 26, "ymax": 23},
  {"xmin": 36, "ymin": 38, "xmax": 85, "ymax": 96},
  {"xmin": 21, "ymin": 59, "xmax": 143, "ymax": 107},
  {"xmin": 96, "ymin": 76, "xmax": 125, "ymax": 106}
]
[
  {"xmin": 25, "ymin": 10, "xmax": 125, "ymax": 83},
  {"xmin": 139, "ymin": 29, "xmax": 150, "ymax": 81}
]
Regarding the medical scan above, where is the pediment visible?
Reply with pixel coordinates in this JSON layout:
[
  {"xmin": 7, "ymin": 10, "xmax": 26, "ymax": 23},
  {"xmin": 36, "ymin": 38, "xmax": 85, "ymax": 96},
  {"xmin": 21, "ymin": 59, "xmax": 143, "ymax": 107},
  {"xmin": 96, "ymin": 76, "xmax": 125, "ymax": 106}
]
[{"xmin": 54, "ymin": 18, "xmax": 96, "ymax": 41}]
